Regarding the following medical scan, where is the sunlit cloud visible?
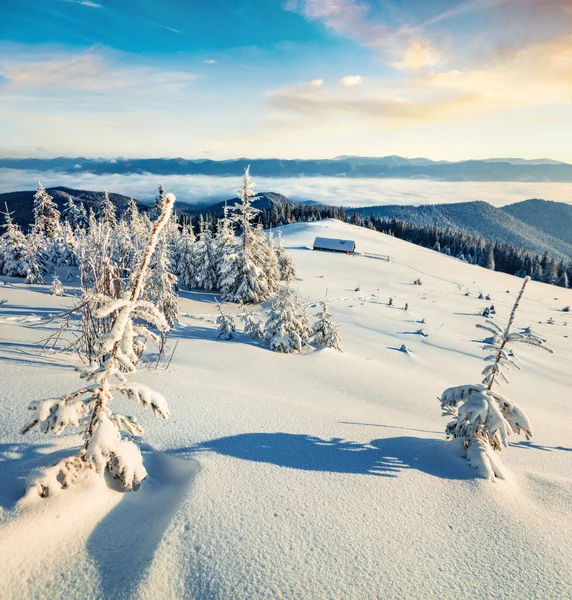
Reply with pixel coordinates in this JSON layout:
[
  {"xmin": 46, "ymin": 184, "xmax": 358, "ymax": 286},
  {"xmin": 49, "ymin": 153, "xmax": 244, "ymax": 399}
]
[
  {"xmin": 0, "ymin": 46, "xmax": 196, "ymax": 94},
  {"xmin": 309, "ymin": 78, "xmax": 324, "ymax": 88},
  {"xmin": 340, "ymin": 75, "xmax": 362, "ymax": 88}
]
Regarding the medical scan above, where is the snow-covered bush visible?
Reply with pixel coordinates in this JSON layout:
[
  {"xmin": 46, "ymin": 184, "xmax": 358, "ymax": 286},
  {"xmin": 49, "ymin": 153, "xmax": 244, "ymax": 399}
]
[
  {"xmin": 21, "ymin": 193, "xmax": 177, "ymax": 499},
  {"xmin": 240, "ymin": 307, "xmax": 265, "ymax": 340},
  {"xmin": 439, "ymin": 277, "xmax": 553, "ymax": 480},
  {"xmin": 216, "ymin": 303, "xmax": 236, "ymax": 340},
  {"xmin": 313, "ymin": 295, "xmax": 342, "ymax": 351},
  {"xmin": 50, "ymin": 274, "xmax": 64, "ymax": 296}
]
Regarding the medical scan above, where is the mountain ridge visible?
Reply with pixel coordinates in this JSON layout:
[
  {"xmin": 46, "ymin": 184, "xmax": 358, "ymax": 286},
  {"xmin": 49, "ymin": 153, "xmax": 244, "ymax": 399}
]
[{"xmin": 2, "ymin": 156, "xmax": 572, "ymax": 181}]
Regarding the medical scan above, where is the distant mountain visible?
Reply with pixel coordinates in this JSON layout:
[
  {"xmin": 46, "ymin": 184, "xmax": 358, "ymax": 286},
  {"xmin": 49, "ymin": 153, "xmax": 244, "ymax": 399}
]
[
  {"xmin": 355, "ymin": 201, "xmax": 572, "ymax": 261},
  {"xmin": 190, "ymin": 192, "xmax": 295, "ymax": 217},
  {"xmin": 2, "ymin": 156, "xmax": 572, "ymax": 181},
  {"xmin": 502, "ymin": 199, "xmax": 572, "ymax": 247},
  {"xmin": 0, "ymin": 186, "xmax": 148, "ymax": 231},
  {"xmin": 482, "ymin": 158, "xmax": 566, "ymax": 166}
]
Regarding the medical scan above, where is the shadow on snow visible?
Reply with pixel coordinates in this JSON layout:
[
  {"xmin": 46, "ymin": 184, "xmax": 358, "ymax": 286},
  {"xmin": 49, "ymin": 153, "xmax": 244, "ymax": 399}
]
[
  {"xmin": 86, "ymin": 447, "xmax": 197, "ymax": 600},
  {"xmin": 173, "ymin": 432, "xmax": 476, "ymax": 481}
]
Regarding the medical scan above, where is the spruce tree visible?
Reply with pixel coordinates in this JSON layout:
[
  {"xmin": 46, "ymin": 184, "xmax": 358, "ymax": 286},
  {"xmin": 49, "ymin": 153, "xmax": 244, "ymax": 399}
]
[
  {"xmin": 21, "ymin": 193, "xmax": 177, "ymax": 498},
  {"xmin": 33, "ymin": 182, "xmax": 61, "ymax": 239},
  {"xmin": 439, "ymin": 277, "xmax": 553, "ymax": 480},
  {"xmin": 313, "ymin": 294, "xmax": 342, "ymax": 351}
]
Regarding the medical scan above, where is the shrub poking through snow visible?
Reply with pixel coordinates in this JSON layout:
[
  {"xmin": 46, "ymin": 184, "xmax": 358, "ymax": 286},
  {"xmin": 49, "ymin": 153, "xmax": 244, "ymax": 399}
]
[
  {"xmin": 439, "ymin": 277, "xmax": 553, "ymax": 480},
  {"xmin": 50, "ymin": 274, "xmax": 64, "ymax": 296},
  {"xmin": 21, "ymin": 193, "xmax": 177, "ymax": 499},
  {"xmin": 239, "ymin": 307, "xmax": 265, "ymax": 340},
  {"xmin": 216, "ymin": 302, "xmax": 236, "ymax": 340},
  {"xmin": 313, "ymin": 293, "xmax": 342, "ymax": 352}
]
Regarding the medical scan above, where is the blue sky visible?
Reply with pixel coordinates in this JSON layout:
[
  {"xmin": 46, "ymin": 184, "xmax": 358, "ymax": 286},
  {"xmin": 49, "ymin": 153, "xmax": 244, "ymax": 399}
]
[{"xmin": 1, "ymin": 0, "xmax": 571, "ymax": 160}]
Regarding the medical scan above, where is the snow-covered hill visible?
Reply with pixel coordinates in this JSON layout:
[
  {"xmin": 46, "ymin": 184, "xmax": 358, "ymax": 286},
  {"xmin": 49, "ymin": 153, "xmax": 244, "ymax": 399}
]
[{"xmin": 1, "ymin": 219, "xmax": 571, "ymax": 599}]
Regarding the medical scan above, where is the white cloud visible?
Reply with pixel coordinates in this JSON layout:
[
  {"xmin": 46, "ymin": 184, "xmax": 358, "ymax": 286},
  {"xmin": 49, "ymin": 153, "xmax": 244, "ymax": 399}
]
[
  {"xmin": 309, "ymin": 79, "xmax": 324, "ymax": 88},
  {"xmin": 165, "ymin": 27, "xmax": 181, "ymax": 34},
  {"xmin": 392, "ymin": 40, "xmax": 442, "ymax": 71},
  {"xmin": 205, "ymin": 59, "xmax": 218, "ymax": 64},
  {"xmin": 340, "ymin": 75, "xmax": 362, "ymax": 88},
  {"xmin": 0, "ymin": 47, "xmax": 195, "ymax": 94},
  {"xmin": 2, "ymin": 169, "xmax": 572, "ymax": 208},
  {"xmin": 64, "ymin": 0, "xmax": 102, "ymax": 8}
]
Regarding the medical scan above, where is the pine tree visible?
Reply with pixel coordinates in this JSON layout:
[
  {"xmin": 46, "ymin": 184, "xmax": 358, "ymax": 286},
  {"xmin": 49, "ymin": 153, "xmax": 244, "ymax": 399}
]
[
  {"xmin": 145, "ymin": 237, "xmax": 179, "ymax": 327},
  {"xmin": 0, "ymin": 205, "xmax": 29, "ymax": 278},
  {"xmin": 239, "ymin": 307, "xmax": 265, "ymax": 339},
  {"xmin": 194, "ymin": 227, "xmax": 218, "ymax": 290},
  {"xmin": 275, "ymin": 230, "xmax": 295, "ymax": 281},
  {"xmin": 175, "ymin": 223, "xmax": 197, "ymax": 288},
  {"xmin": 63, "ymin": 196, "xmax": 87, "ymax": 230},
  {"xmin": 50, "ymin": 274, "xmax": 64, "ymax": 296},
  {"xmin": 216, "ymin": 303, "xmax": 236, "ymax": 340},
  {"xmin": 151, "ymin": 185, "xmax": 165, "ymax": 221},
  {"xmin": 33, "ymin": 182, "xmax": 61, "ymax": 239},
  {"xmin": 99, "ymin": 189, "xmax": 117, "ymax": 228},
  {"xmin": 24, "ymin": 230, "xmax": 46, "ymax": 285},
  {"xmin": 21, "ymin": 193, "xmax": 177, "ymax": 498},
  {"xmin": 264, "ymin": 286, "xmax": 307, "ymax": 353},
  {"xmin": 313, "ymin": 294, "xmax": 342, "ymax": 351},
  {"xmin": 439, "ymin": 277, "xmax": 553, "ymax": 480},
  {"xmin": 557, "ymin": 270, "xmax": 569, "ymax": 289}
]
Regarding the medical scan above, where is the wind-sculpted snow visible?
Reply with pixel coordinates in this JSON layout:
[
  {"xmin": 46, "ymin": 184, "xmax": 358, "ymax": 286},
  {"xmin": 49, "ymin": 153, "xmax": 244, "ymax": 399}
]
[{"xmin": 0, "ymin": 219, "xmax": 571, "ymax": 599}]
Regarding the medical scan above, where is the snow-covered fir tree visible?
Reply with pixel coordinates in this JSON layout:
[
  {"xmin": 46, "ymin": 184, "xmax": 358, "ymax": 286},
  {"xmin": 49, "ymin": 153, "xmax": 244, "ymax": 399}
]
[
  {"xmin": 21, "ymin": 193, "xmax": 177, "ymax": 498},
  {"xmin": 50, "ymin": 274, "xmax": 64, "ymax": 296},
  {"xmin": 313, "ymin": 294, "xmax": 342, "ymax": 351},
  {"xmin": 216, "ymin": 303, "xmax": 236, "ymax": 340},
  {"xmin": 264, "ymin": 285, "xmax": 309, "ymax": 353},
  {"xmin": 32, "ymin": 182, "xmax": 61, "ymax": 239},
  {"xmin": 0, "ymin": 205, "xmax": 29, "ymax": 278},
  {"xmin": 145, "ymin": 237, "xmax": 179, "ymax": 327},
  {"xmin": 175, "ymin": 223, "xmax": 196, "ymax": 288},
  {"xmin": 23, "ymin": 231, "xmax": 46, "ymax": 284},
  {"xmin": 63, "ymin": 196, "xmax": 87, "ymax": 230},
  {"xmin": 99, "ymin": 189, "xmax": 117, "ymax": 228},
  {"xmin": 239, "ymin": 307, "xmax": 265, "ymax": 340},
  {"xmin": 439, "ymin": 277, "xmax": 553, "ymax": 480},
  {"xmin": 275, "ymin": 230, "xmax": 296, "ymax": 281},
  {"xmin": 151, "ymin": 184, "xmax": 165, "ymax": 221},
  {"xmin": 194, "ymin": 225, "xmax": 218, "ymax": 291}
]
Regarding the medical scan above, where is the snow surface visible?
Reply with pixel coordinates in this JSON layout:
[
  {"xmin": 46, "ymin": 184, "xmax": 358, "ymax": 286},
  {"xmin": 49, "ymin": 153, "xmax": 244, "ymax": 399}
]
[{"xmin": 1, "ymin": 219, "xmax": 571, "ymax": 599}]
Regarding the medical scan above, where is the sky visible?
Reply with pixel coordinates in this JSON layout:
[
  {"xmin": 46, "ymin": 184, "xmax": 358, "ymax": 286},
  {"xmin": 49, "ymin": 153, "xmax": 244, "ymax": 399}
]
[{"xmin": 1, "ymin": 0, "xmax": 572, "ymax": 161}]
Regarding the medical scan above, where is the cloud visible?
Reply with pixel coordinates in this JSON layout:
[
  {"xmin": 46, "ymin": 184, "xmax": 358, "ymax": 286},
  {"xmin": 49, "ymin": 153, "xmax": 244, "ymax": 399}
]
[
  {"xmin": 393, "ymin": 40, "xmax": 442, "ymax": 71},
  {"xmin": 63, "ymin": 0, "xmax": 102, "ymax": 7},
  {"xmin": 165, "ymin": 27, "xmax": 181, "ymax": 34},
  {"xmin": 267, "ymin": 32, "xmax": 572, "ymax": 129},
  {"xmin": 2, "ymin": 168, "xmax": 572, "ymax": 208},
  {"xmin": 340, "ymin": 75, "xmax": 362, "ymax": 88},
  {"xmin": 309, "ymin": 79, "xmax": 324, "ymax": 88},
  {"xmin": 0, "ymin": 47, "xmax": 195, "ymax": 95},
  {"xmin": 204, "ymin": 59, "xmax": 218, "ymax": 64}
]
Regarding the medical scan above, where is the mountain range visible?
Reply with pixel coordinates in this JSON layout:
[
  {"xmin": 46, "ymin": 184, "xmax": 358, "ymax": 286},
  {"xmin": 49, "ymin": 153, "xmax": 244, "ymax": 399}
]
[
  {"xmin": 2, "ymin": 185, "xmax": 572, "ymax": 262},
  {"xmin": 2, "ymin": 156, "xmax": 572, "ymax": 181}
]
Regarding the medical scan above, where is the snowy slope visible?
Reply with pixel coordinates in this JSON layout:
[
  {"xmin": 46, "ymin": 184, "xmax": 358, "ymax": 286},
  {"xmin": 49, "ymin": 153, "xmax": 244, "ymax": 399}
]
[{"xmin": 1, "ymin": 219, "xmax": 571, "ymax": 599}]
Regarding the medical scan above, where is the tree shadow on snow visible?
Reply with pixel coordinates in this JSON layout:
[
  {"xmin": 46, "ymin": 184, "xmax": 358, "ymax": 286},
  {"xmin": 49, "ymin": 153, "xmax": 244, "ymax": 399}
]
[
  {"xmin": 87, "ymin": 447, "xmax": 198, "ymax": 600},
  {"xmin": 510, "ymin": 440, "xmax": 572, "ymax": 453},
  {"xmin": 175, "ymin": 433, "xmax": 476, "ymax": 481}
]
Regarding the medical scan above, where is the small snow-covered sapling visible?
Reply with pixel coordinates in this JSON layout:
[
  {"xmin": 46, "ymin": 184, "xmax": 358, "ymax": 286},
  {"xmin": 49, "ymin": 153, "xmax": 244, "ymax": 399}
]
[
  {"xmin": 439, "ymin": 277, "xmax": 553, "ymax": 480},
  {"xmin": 313, "ymin": 292, "xmax": 342, "ymax": 352},
  {"xmin": 21, "ymin": 193, "xmax": 177, "ymax": 499},
  {"xmin": 50, "ymin": 274, "xmax": 64, "ymax": 296},
  {"xmin": 239, "ymin": 307, "xmax": 265, "ymax": 340},
  {"xmin": 216, "ymin": 302, "xmax": 236, "ymax": 340}
]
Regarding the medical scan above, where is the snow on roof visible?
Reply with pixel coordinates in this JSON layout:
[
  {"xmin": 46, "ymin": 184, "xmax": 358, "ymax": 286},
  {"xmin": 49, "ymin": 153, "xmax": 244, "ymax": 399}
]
[{"xmin": 313, "ymin": 236, "xmax": 356, "ymax": 252}]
